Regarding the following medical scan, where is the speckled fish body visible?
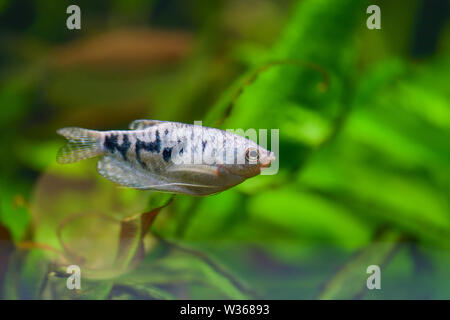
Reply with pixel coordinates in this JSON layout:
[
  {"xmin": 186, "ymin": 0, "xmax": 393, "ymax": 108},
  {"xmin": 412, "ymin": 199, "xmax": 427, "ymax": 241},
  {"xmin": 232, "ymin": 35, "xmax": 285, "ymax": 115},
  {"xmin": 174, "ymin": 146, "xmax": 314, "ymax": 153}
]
[{"xmin": 57, "ymin": 120, "xmax": 275, "ymax": 196}]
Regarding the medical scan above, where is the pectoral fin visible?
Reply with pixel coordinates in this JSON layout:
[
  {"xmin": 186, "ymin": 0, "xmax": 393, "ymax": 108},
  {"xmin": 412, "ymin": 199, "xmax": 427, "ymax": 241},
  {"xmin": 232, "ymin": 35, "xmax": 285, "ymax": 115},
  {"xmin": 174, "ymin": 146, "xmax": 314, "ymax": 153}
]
[
  {"xmin": 167, "ymin": 164, "xmax": 220, "ymax": 177},
  {"xmin": 166, "ymin": 164, "xmax": 243, "ymax": 194}
]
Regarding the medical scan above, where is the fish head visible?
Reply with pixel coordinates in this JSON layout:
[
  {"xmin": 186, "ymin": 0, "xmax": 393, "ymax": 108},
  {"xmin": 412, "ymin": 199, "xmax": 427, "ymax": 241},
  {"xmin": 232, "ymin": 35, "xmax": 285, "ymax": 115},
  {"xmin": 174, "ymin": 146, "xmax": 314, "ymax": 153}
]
[{"xmin": 220, "ymin": 139, "xmax": 275, "ymax": 179}]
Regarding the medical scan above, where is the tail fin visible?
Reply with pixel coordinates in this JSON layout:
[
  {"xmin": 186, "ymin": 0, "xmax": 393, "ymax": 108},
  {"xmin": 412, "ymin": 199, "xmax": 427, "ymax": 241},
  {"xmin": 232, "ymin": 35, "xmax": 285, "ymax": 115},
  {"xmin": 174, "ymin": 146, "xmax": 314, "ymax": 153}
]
[{"xmin": 56, "ymin": 127, "xmax": 103, "ymax": 164}]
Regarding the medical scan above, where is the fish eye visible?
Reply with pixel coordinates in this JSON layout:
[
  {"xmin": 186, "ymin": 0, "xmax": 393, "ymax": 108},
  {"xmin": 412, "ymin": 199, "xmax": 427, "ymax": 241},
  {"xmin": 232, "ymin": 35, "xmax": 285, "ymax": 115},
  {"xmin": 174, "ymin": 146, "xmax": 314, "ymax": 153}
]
[{"xmin": 245, "ymin": 148, "xmax": 259, "ymax": 163}]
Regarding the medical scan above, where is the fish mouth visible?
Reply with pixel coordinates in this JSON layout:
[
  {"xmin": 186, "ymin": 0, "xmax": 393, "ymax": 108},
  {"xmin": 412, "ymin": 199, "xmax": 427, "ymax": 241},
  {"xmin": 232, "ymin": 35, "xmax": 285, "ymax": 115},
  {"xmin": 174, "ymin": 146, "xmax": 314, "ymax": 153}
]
[{"xmin": 259, "ymin": 152, "xmax": 275, "ymax": 168}]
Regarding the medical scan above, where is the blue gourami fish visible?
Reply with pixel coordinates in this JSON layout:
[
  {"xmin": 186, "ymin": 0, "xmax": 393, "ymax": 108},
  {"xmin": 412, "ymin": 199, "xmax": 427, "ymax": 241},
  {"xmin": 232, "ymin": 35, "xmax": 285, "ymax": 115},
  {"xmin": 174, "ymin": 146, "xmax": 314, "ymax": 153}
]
[{"xmin": 57, "ymin": 120, "xmax": 275, "ymax": 196}]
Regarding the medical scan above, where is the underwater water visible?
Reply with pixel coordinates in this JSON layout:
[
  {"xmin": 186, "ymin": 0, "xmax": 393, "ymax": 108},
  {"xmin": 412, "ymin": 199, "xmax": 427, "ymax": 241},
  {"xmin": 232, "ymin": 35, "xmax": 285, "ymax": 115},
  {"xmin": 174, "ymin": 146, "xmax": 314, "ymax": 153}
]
[{"xmin": 0, "ymin": 0, "xmax": 449, "ymax": 300}]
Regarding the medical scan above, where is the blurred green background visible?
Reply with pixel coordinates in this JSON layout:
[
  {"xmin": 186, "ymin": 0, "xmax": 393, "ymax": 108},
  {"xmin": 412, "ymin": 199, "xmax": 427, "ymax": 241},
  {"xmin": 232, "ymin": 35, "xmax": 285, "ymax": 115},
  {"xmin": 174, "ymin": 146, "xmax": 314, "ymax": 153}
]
[{"xmin": 0, "ymin": 0, "xmax": 449, "ymax": 299}]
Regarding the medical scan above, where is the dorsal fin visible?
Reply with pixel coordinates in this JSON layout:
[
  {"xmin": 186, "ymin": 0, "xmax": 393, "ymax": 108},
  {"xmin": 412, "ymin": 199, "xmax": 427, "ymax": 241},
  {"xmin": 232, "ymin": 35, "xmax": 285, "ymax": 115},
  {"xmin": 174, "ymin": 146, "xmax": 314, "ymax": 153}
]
[{"xmin": 129, "ymin": 119, "xmax": 163, "ymax": 130}]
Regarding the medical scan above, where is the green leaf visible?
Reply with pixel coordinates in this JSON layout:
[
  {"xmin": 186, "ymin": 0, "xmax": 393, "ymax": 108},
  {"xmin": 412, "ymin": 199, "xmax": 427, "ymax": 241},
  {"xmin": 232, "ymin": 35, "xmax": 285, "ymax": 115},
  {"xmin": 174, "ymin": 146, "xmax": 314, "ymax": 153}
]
[
  {"xmin": 318, "ymin": 230, "xmax": 402, "ymax": 299},
  {"xmin": 3, "ymin": 249, "xmax": 49, "ymax": 299}
]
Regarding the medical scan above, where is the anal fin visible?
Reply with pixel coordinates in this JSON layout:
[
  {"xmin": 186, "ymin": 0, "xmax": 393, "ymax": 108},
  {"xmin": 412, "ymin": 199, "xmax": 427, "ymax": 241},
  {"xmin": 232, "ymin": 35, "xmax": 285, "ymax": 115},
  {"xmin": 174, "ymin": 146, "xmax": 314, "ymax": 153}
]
[
  {"xmin": 97, "ymin": 156, "xmax": 166, "ymax": 189},
  {"xmin": 97, "ymin": 156, "xmax": 228, "ymax": 195}
]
